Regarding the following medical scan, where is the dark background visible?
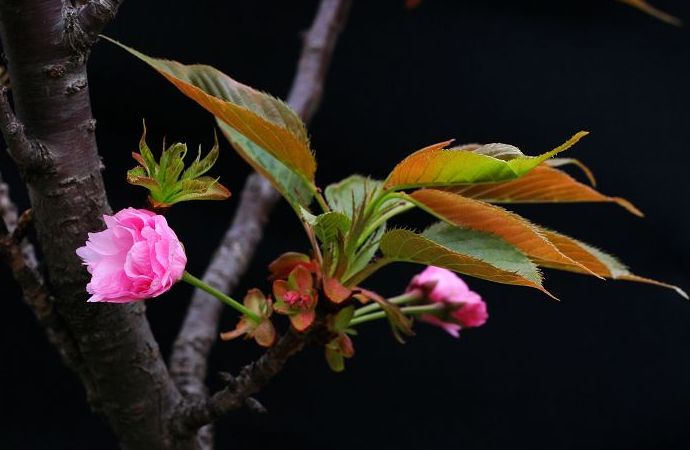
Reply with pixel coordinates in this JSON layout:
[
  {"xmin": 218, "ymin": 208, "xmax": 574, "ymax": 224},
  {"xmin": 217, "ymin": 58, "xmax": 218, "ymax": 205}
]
[{"xmin": 2, "ymin": 0, "xmax": 690, "ymax": 449}]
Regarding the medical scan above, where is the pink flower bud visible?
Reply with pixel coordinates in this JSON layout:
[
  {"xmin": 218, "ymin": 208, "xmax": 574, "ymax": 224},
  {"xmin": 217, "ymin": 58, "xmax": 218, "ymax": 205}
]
[
  {"xmin": 76, "ymin": 208, "xmax": 187, "ymax": 303},
  {"xmin": 407, "ymin": 266, "xmax": 488, "ymax": 337}
]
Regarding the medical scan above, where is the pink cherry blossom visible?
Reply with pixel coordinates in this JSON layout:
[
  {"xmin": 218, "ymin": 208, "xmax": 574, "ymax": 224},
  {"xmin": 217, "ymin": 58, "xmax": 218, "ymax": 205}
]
[
  {"xmin": 407, "ymin": 266, "xmax": 488, "ymax": 337},
  {"xmin": 76, "ymin": 208, "xmax": 187, "ymax": 303}
]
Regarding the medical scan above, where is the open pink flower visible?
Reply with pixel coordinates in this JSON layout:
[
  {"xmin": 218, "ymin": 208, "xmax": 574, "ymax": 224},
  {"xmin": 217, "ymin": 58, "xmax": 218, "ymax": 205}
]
[
  {"xmin": 76, "ymin": 208, "xmax": 187, "ymax": 303},
  {"xmin": 407, "ymin": 266, "xmax": 488, "ymax": 337}
]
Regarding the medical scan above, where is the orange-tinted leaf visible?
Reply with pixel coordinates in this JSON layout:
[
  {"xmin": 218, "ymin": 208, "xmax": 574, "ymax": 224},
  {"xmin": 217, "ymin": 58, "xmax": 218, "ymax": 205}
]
[
  {"xmin": 323, "ymin": 277, "xmax": 351, "ymax": 304},
  {"xmin": 243, "ymin": 288, "xmax": 270, "ymax": 317},
  {"xmin": 253, "ymin": 321, "xmax": 277, "ymax": 347},
  {"xmin": 450, "ymin": 165, "xmax": 642, "ymax": 216},
  {"xmin": 272, "ymin": 280, "xmax": 290, "ymax": 304},
  {"xmin": 384, "ymin": 132, "xmax": 587, "ymax": 190},
  {"xmin": 545, "ymin": 158, "xmax": 597, "ymax": 186},
  {"xmin": 537, "ymin": 229, "xmax": 688, "ymax": 299},
  {"xmin": 535, "ymin": 230, "xmax": 611, "ymax": 276},
  {"xmin": 173, "ymin": 177, "xmax": 232, "ymax": 203},
  {"xmin": 617, "ymin": 0, "xmax": 682, "ymax": 26},
  {"xmin": 338, "ymin": 333, "xmax": 355, "ymax": 358},
  {"xmin": 221, "ymin": 124, "xmax": 315, "ymax": 212},
  {"xmin": 220, "ymin": 319, "xmax": 252, "ymax": 341},
  {"xmin": 408, "ymin": 189, "xmax": 600, "ymax": 277},
  {"xmin": 288, "ymin": 265, "xmax": 313, "ymax": 293},
  {"xmin": 352, "ymin": 287, "xmax": 385, "ymax": 304},
  {"xmin": 290, "ymin": 309, "xmax": 316, "ymax": 332},
  {"xmin": 380, "ymin": 226, "xmax": 555, "ymax": 298},
  {"xmin": 105, "ymin": 37, "xmax": 316, "ymax": 183},
  {"xmin": 269, "ymin": 252, "xmax": 315, "ymax": 280},
  {"xmin": 273, "ymin": 300, "xmax": 291, "ymax": 315}
]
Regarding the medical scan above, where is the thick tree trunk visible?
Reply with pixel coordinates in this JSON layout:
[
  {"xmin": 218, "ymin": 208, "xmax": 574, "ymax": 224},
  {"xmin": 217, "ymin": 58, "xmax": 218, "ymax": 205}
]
[{"xmin": 0, "ymin": 1, "xmax": 195, "ymax": 448}]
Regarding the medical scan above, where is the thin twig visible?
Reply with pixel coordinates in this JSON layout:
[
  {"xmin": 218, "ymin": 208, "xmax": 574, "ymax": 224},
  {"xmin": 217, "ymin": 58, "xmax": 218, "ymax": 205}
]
[
  {"xmin": 174, "ymin": 330, "xmax": 308, "ymax": 434},
  {"xmin": 169, "ymin": 0, "xmax": 352, "ymax": 397},
  {"xmin": 286, "ymin": 0, "xmax": 353, "ymax": 124}
]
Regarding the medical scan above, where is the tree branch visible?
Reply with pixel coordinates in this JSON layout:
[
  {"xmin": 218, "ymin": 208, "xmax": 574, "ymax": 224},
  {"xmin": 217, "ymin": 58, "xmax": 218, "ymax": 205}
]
[
  {"xmin": 174, "ymin": 330, "xmax": 309, "ymax": 434},
  {"xmin": 0, "ymin": 87, "xmax": 42, "ymax": 170},
  {"xmin": 169, "ymin": 0, "xmax": 352, "ymax": 401},
  {"xmin": 0, "ymin": 171, "xmax": 97, "ymax": 401},
  {"xmin": 1, "ymin": 2, "xmax": 195, "ymax": 448},
  {"xmin": 64, "ymin": 0, "xmax": 125, "ymax": 52},
  {"xmin": 286, "ymin": 0, "xmax": 353, "ymax": 124}
]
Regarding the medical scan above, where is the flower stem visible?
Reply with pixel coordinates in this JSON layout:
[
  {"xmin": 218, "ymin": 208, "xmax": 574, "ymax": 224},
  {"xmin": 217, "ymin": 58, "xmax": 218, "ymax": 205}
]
[
  {"xmin": 315, "ymin": 191, "xmax": 331, "ymax": 212},
  {"xmin": 349, "ymin": 304, "xmax": 443, "ymax": 327},
  {"xmin": 182, "ymin": 271, "xmax": 261, "ymax": 323},
  {"xmin": 353, "ymin": 291, "xmax": 422, "ymax": 317}
]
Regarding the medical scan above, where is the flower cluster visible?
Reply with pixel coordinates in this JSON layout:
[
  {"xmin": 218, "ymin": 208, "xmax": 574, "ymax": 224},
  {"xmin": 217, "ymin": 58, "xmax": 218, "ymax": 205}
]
[{"xmin": 76, "ymin": 207, "xmax": 488, "ymax": 370}]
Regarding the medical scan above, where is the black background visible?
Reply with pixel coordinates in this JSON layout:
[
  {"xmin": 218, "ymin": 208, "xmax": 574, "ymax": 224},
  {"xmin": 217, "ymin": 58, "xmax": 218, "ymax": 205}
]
[{"xmin": 2, "ymin": 0, "xmax": 690, "ymax": 449}]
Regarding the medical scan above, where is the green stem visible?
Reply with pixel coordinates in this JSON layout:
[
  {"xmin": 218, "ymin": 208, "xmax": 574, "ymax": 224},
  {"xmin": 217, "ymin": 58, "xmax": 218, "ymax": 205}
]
[
  {"xmin": 344, "ymin": 257, "xmax": 391, "ymax": 287},
  {"xmin": 353, "ymin": 291, "xmax": 423, "ymax": 317},
  {"xmin": 349, "ymin": 304, "xmax": 443, "ymax": 327},
  {"xmin": 182, "ymin": 272, "xmax": 261, "ymax": 323},
  {"xmin": 356, "ymin": 199, "xmax": 414, "ymax": 248},
  {"xmin": 315, "ymin": 191, "xmax": 331, "ymax": 212}
]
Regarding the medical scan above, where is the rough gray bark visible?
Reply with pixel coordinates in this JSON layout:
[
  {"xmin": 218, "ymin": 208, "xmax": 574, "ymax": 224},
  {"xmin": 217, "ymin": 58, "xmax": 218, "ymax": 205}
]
[
  {"xmin": 0, "ymin": 169, "xmax": 84, "ymax": 377},
  {"xmin": 169, "ymin": 0, "xmax": 353, "ymax": 402},
  {"xmin": 0, "ymin": 1, "xmax": 195, "ymax": 449}
]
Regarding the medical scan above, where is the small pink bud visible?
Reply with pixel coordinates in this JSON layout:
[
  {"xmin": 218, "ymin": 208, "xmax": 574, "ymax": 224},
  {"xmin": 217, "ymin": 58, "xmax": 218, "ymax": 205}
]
[
  {"xmin": 407, "ymin": 266, "xmax": 488, "ymax": 337},
  {"xmin": 76, "ymin": 208, "xmax": 186, "ymax": 303}
]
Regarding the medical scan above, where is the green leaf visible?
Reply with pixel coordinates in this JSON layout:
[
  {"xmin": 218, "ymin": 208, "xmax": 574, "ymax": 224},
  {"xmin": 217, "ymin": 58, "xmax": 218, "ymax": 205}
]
[
  {"xmin": 313, "ymin": 211, "xmax": 351, "ymax": 245},
  {"xmin": 324, "ymin": 175, "xmax": 403, "ymax": 279},
  {"xmin": 104, "ymin": 36, "xmax": 317, "ymax": 183},
  {"xmin": 379, "ymin": 225, "xmax": 553, "ymax": 297},
  {"xmin": 182, "ymin": 134, "xmax": 220, "ymax": 180},
  {"xmin": 170, "ymin": 177, "xmax": 231, "ymax": 203},
  {"xmin": 333, "ymin": 306, "xmax": 355, "ymax": 332},
  {"xmin": 325, "ymin": 345, "xmax": 345, "ymax": 372},
  {"xmin": 344, "ymin": 223, "xmax": 385, "ymax": 281},
  {"xmin": 160, "ymin": 143, "xmax": 187, "ymax": 185},
  {"xmin": 469, "ymin": 142, "xmax": 524, "ymax": 160},
  {"xmin": 325, "ymin": 175, "xmax": 385, "ymax": 219},
  {"xmin": 422, "ymin": 223, "xmax": 543, "ymax": 283},
  {"xmin": 128, "ymin": 125, "xmax": 230, "ymax": 208},
  {"xmin": 126, "ymin": 167, "xmax": 160, "ymax": 192},
  {"xmin": 220, "ymin": 123, "xmax": 314, "ymax": 212},
  {"xmin": 384, "ymin": 132, "xmax": 588, "ymax": 190},
  {"xmin": 138, "ymin": 123, "xmax": 158, "ymax": 175}
]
